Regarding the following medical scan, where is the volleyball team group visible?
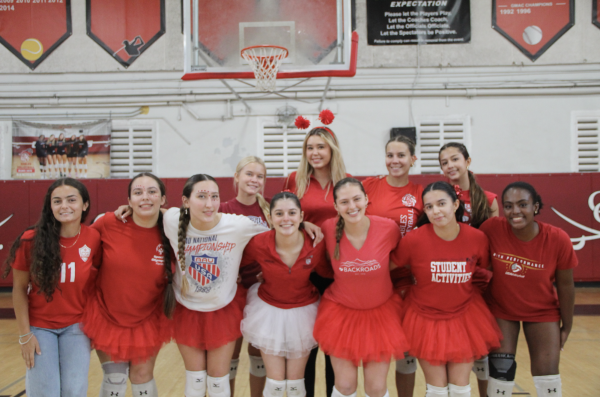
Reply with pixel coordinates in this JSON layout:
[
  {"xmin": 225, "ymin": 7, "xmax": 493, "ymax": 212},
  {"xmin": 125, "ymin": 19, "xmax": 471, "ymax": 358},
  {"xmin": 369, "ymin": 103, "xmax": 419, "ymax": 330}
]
[
  {"xmin": 4, "ymin": 116, "xmax": 576, "ymax": 397},
  {"xmin": 34, "ymin": 133, "xmax": 89, "ymax": 179}
]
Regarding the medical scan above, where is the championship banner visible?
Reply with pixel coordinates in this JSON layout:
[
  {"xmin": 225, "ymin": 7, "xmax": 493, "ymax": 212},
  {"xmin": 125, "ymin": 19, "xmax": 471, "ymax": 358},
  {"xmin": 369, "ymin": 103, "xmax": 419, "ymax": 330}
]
[
  {"xmin": 87, "ymin": 0, "xmax": 165, "ymax": 67},
  {"xmin": 11, "ymin": 120, "xmax": 111, "ymax": 180},
  {"xmin": 593, "ymin": 0, "xmax": 600, "ymax": 29},
  {"xmin": 492, "ymin": 0, "xmax": 574, "ymax": 62},
  {"xmin": 366, "ymin": 0, "xmax": 471, "ymax": 45},
  {"xmin": 0, "ymin": 0, "xmax": 72, "ymax": 70}
]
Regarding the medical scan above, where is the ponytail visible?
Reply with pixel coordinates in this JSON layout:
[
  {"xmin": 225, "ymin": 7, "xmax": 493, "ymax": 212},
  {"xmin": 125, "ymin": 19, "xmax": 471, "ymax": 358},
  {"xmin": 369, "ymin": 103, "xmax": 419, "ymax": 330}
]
[
  {"xmin": 467, "ymin": 171, "xmax": 492, "ymax": 228},
  {"xmin": 256, "ymin": 193, "xmax": 272, "ymax": 228},
  {"xmin": 157, "ymin": 211, "xmax": 176, "ymax": 318},
  {"xmin": 177, "ymin": 207, "xmax": 191, "ymax": 297}
]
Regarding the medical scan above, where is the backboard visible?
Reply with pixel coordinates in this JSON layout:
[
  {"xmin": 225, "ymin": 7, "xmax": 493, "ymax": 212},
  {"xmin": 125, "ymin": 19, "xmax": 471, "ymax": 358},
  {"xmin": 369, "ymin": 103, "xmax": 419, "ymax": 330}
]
[{"xmin": 182, "ymin": 0, "xmax": 357, "ymax": 81}]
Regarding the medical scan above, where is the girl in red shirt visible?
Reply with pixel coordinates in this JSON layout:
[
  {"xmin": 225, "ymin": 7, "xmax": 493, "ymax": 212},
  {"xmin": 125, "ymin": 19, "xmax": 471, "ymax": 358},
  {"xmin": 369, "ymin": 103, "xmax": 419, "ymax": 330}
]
[
  {"xmin": 241, "ymin": 191, "xmax": 329, "ymax": 397},
  {"xmin": 396, "ymin": 181, "xmax": 501, "ymax": 397},
  {"xmin": 313, "ymin": 177, "xmax": 410, "ymax": 397},
  {"xmin": 480, "ymin": 182, "xmax": 577, "ymax": 397},
  {"xmin": 3, "ymin": 178, "xmax": 101, "ymax": 397},
  {"xmin": 82, "ymin": 173, "xmax": 175, "ymax": 397},
  {"xmin": 363, "ymin": 137, "xmax": 423, "ymax": 397}
]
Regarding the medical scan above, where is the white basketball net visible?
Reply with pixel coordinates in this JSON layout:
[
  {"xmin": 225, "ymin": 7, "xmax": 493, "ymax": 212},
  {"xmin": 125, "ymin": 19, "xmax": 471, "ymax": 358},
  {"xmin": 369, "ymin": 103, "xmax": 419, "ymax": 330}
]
[{"xmin": 241, "ymin": 46, "xmax": 288, "ymax": 92}]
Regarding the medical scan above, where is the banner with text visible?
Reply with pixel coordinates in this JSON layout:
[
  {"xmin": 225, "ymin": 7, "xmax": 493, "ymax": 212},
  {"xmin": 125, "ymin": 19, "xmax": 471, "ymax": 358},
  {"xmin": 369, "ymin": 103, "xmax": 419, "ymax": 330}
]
[
  {"xmin": 366, "ymin": 0, "xmax": 471, "ymax": 45},
  {"xmin": 492, "ymin": 0, "xmax": 574, "ymax": 62},
  {"xmin": 12, "ymin": 120, "xmax": 111, "ymax": 180}
]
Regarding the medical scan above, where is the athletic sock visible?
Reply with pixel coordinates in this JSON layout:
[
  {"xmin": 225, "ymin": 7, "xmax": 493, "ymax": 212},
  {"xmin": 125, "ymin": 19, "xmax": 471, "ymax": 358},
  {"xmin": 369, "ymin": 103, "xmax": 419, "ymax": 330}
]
[
  {"xmin": 533, "ymin": 375, "xmax": 562, "ymax": 397},
  {"xmin": 488, "ymin": 377, "xmax": 514, "ymax": 396},
  {"xmin": 425, "ymin": 384, "xmax": 448, "ymax": 397}
]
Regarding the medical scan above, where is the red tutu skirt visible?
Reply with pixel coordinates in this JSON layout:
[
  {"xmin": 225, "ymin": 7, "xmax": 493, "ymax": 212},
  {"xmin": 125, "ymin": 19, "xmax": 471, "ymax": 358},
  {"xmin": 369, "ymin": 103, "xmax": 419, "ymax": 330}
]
[
  {"xmin": 313, "ymin": 294, "xmax": 410, "ymax": 366},
  {"xmin": 173, "ymin": 295, "xmax": 243, "ymax": 350},
  {"xmin": 402, "ymin": 293, "xmax": 502, "ymax": 366},
  {"xmin": 82, "ymin": 294, "xmax": 172, "ymax": 364}
]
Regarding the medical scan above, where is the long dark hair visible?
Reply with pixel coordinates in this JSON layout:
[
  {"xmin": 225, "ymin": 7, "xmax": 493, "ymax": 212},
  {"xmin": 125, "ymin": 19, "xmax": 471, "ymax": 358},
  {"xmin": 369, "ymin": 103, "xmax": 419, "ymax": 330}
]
[
  {"xmin": 332, "ymin": 177, "xmax": 367, "ymax": 260},
  {"xmin": 128, "ymin": 172, "xmax": 176, "ymax": 318},
  {"xmin": 416, "ymin": 181, "xmax": 465, "ymax": 227},
  {"xmin": 269, "ymin": 191, "xmax": 305, "ymax": 231},
  {"xmin": 3, "ymin": 178, "xmax": 90, "ymax": 302}
]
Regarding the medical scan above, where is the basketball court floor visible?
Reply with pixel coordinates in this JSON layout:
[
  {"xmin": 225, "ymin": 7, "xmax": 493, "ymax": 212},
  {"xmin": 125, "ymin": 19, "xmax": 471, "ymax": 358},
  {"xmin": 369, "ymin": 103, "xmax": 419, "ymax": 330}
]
[{"xmin": 0, "ymin": 288, "xmax": 598, "ymax": 397}]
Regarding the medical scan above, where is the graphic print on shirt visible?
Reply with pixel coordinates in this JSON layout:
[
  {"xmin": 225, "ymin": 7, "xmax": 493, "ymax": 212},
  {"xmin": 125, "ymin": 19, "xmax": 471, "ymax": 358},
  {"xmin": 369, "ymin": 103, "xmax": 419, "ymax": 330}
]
[
  {"xmin": 430, "ymin": 258, "xmax": 474, "ymax": 283},
  {"xmin": 247, "ymin": 215, "xmax": 269, "ymax": 228},
  {"xmin": 184, "ymin": 235, "xmax": 236, "ymax": 293},
  {"xmin": 189, "ymin": 254, "xmax": 220, "ymax": 286},
  {"xmin": 463, "ymin": 203, "xmax": 472, "ymax": 223},
  {"xmin": 152, "ymin": 244, "xmax": 164, "ymax": 265},
  {"xmin": 339, "ymin": 258, "xmax": 381, "ymax": 273},
  {"xmin": 402, "ymin": 194, "xmax": 417, "ymax": 207},
  {"xmin": 79, "ymin": 244, "xmax": 91, "ymax": 262},
  {"xmin": 493, "ymin": 252, "xmax": 545, "ymax": 279}
]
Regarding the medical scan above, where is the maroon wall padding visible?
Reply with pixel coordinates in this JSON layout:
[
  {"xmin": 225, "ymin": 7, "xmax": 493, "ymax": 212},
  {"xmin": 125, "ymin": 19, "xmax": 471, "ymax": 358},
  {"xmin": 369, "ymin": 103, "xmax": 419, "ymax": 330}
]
[{"xmin": 1, "ymin": 173, "xmax": 599, "ymax": 286}]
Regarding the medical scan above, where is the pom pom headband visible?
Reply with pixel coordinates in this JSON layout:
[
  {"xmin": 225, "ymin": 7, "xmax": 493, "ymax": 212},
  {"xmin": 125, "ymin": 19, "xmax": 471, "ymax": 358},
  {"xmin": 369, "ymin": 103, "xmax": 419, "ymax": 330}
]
[{"xmin": 294, "ymin": 109, "xmax": 336, "ymax": 138}]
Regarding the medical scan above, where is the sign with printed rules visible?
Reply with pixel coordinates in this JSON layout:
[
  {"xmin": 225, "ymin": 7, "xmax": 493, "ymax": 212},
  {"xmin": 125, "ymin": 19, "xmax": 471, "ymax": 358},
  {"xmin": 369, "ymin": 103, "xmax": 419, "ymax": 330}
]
[
  {"xmin": 0, "ymin": 0, "xmax": 72, "ymax": 70},
  {"xmin": 492, "ymin": 0, "xmax": 574, "ymax": 62},
  {"xmin": 366, "ymin": 0, "xmax": 471, "ymax": 45}
]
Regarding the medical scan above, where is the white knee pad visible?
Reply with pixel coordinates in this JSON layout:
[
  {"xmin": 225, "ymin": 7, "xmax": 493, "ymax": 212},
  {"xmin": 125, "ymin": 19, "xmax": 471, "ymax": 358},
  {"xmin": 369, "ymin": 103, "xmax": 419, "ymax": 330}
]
[
  {"xmin": 286, "ymin": 379, "xmax": 306, "ymax": 397},
  {"xmin": 472, "ymin": 356, "xmax": 489, "ymax": 380},
  {"xmin": 132, "ymin": 379, "xmax": 158, "ymax": 397},
  {"xmin": 249, "ymin": 355, "xmax": 266, "ymax": 377},
  {"xmin": 185, "ymin": 370, "xmax": 207, "ymax": 397},
  {"xmin": 207, "ymin": 374, "xmax": 230, "ymax": 397},
  {"xmin": 533, "ymin": 375, "xmax": 562, "ymax": 397},
  {"xmin": 229, "ymin": 359, "xmax": 240, "ymax": 380},
  {"xmin": 100, "ymin": 361, "xmax": 129, "ymax": 397},
  {"xmin": 425, "ymin": 384, "xmax": 448, "ymax": 397},
  {"xmin": 263, "ymin": 378, "xmax": 286, "ymax": 397},
  {"xmin": 488, "ymin": 377, "xmax": 514, "ymax": 397},
  {"xmin": 365, "ymin": 390, "xmax": 389, "ymax": 397},
  {"xmin": 448, "ymin": 383, "xmax": 470, "ymax": 397},
  {"xmin": 331, "ymin": 386, "xmax": 357, "ymax": 397},
  {"xmin": 395, "ymin": 356, "xmax": 418, "ymax": 374}
]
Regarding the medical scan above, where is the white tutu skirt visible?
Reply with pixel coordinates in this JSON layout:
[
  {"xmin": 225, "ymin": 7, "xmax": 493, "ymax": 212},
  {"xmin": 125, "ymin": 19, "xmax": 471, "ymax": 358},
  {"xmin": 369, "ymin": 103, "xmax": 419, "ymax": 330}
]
[{"xmin": 241, "ymin": 283, "xmax": 319, "ymax": 359}]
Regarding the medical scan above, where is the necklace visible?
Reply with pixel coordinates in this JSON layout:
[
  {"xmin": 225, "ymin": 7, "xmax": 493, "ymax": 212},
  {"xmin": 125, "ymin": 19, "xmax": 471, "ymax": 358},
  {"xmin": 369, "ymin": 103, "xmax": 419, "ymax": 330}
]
[{"xmin": 59, "ymin": 226, "xmax": 81, "ymax": 249}]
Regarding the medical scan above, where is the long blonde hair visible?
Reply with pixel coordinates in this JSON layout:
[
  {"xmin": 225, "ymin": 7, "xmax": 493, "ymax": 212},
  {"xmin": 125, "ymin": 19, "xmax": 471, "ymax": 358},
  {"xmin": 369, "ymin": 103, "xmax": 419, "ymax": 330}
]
[
  {"xmin": 295, "ymin": 128, "xmax": 347, "ymax": 199},
  {"xmin": 234, "ymin": 156, "xmax": 271, "ymax": 227}
]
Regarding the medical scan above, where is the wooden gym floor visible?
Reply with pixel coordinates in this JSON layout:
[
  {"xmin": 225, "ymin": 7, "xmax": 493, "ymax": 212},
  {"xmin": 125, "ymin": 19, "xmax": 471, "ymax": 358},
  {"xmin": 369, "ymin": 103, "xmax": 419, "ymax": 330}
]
[{"xmin": 1, "ymin": 288, "xmax": 599, "ymax": 397}]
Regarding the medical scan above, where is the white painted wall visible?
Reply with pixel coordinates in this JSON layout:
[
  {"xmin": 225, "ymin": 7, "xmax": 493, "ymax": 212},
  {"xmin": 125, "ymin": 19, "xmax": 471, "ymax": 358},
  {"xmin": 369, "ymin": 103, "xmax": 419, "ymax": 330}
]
[{"xmin": 0, "ymin": 0, "xmax": 599, "ymax": 178}]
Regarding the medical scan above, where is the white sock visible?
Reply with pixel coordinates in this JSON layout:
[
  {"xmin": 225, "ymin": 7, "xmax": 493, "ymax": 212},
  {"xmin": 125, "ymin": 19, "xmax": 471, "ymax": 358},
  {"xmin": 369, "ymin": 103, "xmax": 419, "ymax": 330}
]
[
  {"xmin": 425, "ymin": 384, "xmax": 448, "ymax": 397},
  {"xmin": 99, "ymin": 361, "xmax": 129, "ymax": 397},
  {"xmin": 448, "ymin": 383, "xmax": 470, "ymax": 397},
  {"xmin": 185, "ymin": 370, "xmax": 207, "ymax": 397},
  {"xmin": 488, "ymin": 377, "xmax": 514, "ymax": 396},
  {"xmin": 533, "ymin": 375, "xmax": 562, "ymax": 397},
  {"xmin": 331, "ymin": 386, "xmax": 357, "ymax": 397},
  {"xmin": 263, "ymin": 378, "xmax": 286, "ymax": 397},
  {"xmin": 132, "ymin": 379, "xmax": 158, "ymax": 397},
  {"xmin": 207, "ymin": 374, "xmax": 230, "ymax": 397},
  {"xmin": 229, "ymin": 359, "xmax": 239, "ymax": 379},
  {"xmin": 286, "ymin": 379, "xmax": 306, "ymax": 397}
]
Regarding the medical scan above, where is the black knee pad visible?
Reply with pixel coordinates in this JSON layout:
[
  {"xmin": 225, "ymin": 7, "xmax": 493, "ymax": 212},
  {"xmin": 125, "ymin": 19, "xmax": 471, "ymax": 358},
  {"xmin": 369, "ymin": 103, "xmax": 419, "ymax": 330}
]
[{"xmin": 489, "ymin": 353, "xmax": 517, "ymax": 381}]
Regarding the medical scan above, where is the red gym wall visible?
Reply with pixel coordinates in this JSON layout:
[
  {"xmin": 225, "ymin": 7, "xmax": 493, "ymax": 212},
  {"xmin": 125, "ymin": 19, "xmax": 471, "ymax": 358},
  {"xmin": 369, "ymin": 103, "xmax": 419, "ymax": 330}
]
[{"xmin": 1, "ymin": 173, "xmax": 599, "ymax": 286}]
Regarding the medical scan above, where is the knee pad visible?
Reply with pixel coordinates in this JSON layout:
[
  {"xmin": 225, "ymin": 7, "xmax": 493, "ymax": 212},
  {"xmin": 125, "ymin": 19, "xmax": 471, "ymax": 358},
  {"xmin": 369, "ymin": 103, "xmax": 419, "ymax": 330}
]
[
  {"xmin": 472, "ymin": 356, "xmax": 489, "ymax": 380},
  {"xmin": 395, "ymin": 356, "xmax": 417, "ymax": 374},
  {"xmin": 286, "ymin": 379, "xmax": 306, "ymax": 397},
  {"xmin": 100, "ymin": 361, "xmax": 129, "ymax": 397},
  {"xmin": 331, "ymin": 386, "xmax": 357, "ymax": 397},
  {"xmin": 263, "ymin": 378, "xmax": 286, "ymax": 397},
  {"xmin": 229, "ymin": 359, "xmax": 240, "ymax": 380},
  {"xmin": 425, "ymin": 384, "xmax": 448, "ymax": 397},
  {"xmin": 132, "ymin": 379, "xmax": 158, "ymax": 397},
  {"xmin": 448, "ymin": 383, "xmax": 470, "ymax": 397},
  {"xmin": 489, "ymin": 353, "xmax": 517, "ymax": 381},
  {"xmin": 185, "ymin": 370, "xmax": 207, "ymax": 397},
  {"xmin": 207, "ymin": 374, "xmax": 230, "ymax": 397},
  {"xmin": 249, "ymin": 355, "xmax": 266, "ymax": 377},
  {"xmin": 488, "ymin": 377, "xmax": 514, "ymax": 397},
  {"xmin": 533, "ymin": 375, "xmax": 561, "ymax": 397}
]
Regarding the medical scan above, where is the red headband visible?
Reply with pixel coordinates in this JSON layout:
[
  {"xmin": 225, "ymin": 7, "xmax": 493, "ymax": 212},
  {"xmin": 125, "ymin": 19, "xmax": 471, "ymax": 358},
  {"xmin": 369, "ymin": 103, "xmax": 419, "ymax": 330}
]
[{"xmin": 295, "ymin": 109, "xmax": 336, "ymax": 139}]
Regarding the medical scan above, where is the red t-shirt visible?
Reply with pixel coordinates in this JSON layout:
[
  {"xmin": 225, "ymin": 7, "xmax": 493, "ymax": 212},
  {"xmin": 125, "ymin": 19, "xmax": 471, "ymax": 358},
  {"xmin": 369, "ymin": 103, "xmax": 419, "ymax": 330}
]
[
  {"xmin": 241, "ymin": 229, "xmax": 328, "ymax": 309},
  {"xmin": 91, "ymin": 213, "xmax": 168, "ymax": 327},
  {"xmin": 283, "ymin": 172, "xmax": 351, "ymax": 227},
  {"xmin": 456, "ymin": 189, "xmax": 497, "ymax": 225},
  {"xmin": 479, "ymin": 217, "xmax": 578, "ymax": 322},
  {"xmin": 12, "ymin": 226, "xmax": 101, "ymax": 329},
  {"xmin": 321, "ymin": 215, "xmax": 402, "ymax": 310},
  {"xmin": 220, "ymin": 198, "xmax": 269, "ymax": 228},
  {"xmin": 363, "ymin": 177, "xmax": 424, "ymax": 237},
  {"xmin": 396, "ymin": 223, "xmax": 490, "ymax": 319}
]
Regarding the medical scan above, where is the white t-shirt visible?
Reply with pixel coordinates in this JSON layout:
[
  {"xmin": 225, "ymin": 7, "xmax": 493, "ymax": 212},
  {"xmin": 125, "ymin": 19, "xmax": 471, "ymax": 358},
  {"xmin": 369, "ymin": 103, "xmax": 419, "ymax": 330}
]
[{"xmin": 164, "ymin": 208, "xmax": 268, "ymax": 311}]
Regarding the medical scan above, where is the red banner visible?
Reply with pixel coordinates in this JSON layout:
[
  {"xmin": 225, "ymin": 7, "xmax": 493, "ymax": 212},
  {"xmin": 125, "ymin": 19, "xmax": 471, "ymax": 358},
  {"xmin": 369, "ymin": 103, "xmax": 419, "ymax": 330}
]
[
  {"xmin": 492, "ymin": 0, "xmax": 574, "ymax": 62},
  {"xmin": 594, "ymin": 0, "xmax": 600, "ymax": 29},
  {"xmin": 87, "ymin": 0, "xmax": 165, "ymax": 67},
  {"xmin": 0, "ymin": 0, "xmax": 71, "ymax": 70}
]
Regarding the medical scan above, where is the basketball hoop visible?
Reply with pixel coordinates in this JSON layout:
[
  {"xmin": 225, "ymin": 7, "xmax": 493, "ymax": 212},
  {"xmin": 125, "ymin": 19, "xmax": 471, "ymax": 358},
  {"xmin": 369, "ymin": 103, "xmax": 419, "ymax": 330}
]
[{"xmin": 241, "ymin": 45, "xmax": 289, "ymax": 92}]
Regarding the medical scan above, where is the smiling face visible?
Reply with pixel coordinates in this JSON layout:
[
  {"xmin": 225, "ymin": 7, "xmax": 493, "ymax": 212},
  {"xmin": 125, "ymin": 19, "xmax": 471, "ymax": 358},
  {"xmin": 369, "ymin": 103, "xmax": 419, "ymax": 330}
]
[
  {"xmin": 270, "ymin": 198, "xmax": 304, "ymax": 237},
  {"xmin": 235, "ymin": 162, "xmax": 266, "ymax": 197},
  {"xmin": 183, "ymin": 180, "xmax": 220, "ymax": 227},
  {"xmin": 51, "ymin": 185, "xmax": 88, "ymax": 226},
  {"xmin": 386, "ymin": 141, "xmax": 416, "ymax": 178},
  {"xmin": 503, "ymin": 188, "xmax": 538, "ymax": 230},
  {"xmin": 334, "ymin": 183, "xmax": 369, "ymax": 225},
  {"xmin": 439, "ymin": 146, "xmax": 471, "ymax": 183},
  {"xmin": 128, "ymin": 176, "xmax": 165, "ymax": 221},
  {"xmin": 306, "ymin": 135, "xmax": 332, "ymax": 170},
  {"xmin": 423, "ymin": 189, "xmax": 459, "ymax": 229}
]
